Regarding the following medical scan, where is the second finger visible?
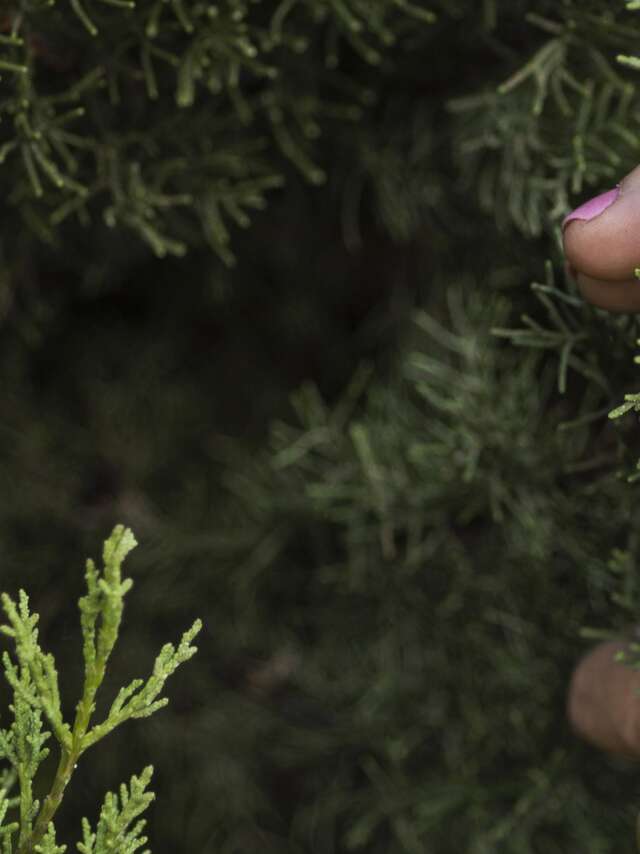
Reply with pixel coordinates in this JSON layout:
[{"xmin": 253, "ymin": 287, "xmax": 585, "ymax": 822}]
[{"xmin": 575, "ymin": 270, "xmax": 640, "ymax": 314}]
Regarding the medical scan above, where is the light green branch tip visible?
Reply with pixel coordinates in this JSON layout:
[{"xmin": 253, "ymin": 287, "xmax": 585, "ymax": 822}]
[{"xmin": 0, "ymin": 525, "xmax": 202, "ymax": 854}]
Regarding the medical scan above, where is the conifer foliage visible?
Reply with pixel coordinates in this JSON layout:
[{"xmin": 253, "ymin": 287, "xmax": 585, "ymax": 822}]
[
  {"xmin": 6, "ymin": 1, "xmax": 640, "ymax": 853},
  {"xmin": 0, "ymin": 526, "xmax": 201, "ymax": 854},
  {"xmin": 0, "ymin": 0, "xmax": 435, "ymax": 265}
]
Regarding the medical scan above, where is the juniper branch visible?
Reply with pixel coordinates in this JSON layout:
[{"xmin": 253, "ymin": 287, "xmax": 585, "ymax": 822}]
[{"xmin": 0, "ymin": 525, "xmax": 201, "ymax": 854}]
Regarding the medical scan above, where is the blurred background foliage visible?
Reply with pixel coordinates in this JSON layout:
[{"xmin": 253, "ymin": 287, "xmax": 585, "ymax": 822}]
[{"xmin": 4, "ymin": 0, "xmax": 640, "ymax": 851}]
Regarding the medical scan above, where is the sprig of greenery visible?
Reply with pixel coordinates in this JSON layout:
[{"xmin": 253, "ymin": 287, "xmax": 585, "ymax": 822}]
[
  {"xmin": 0, "ymin": 525, "xmax": 201, "ymax": 854},
  {"xmin": 76, "ymin": 767, "xmax": 154, "ymax": 854}
]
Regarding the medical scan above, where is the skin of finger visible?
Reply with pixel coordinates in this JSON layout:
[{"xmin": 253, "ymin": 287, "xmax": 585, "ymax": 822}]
[
  {"xmin": 567, "ymin": 640, "xmax": 640, "ymax": 759},
  {"xmin": 576, "ymin": 270, "xmax": 640, "ymax": 313},
  {"xmin": 563, "ymin": 189, "xmax": 640, "ymax": 282}
]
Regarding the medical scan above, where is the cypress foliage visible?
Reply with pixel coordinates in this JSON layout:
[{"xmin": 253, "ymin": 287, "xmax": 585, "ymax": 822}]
[
  {"xmin": 0, "ymin": 526, "xmax": 200, "ymax": 854},
  {"xmin": 3, "ymin": 1, "xmax": 640, "ymax": 852}
]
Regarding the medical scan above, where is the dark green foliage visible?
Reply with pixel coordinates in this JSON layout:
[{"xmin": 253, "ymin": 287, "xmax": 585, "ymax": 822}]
[
  {"xmin": 449, "ymin": 6, "xmax": 640, "ymax": 238},
  {"xmin": 4, "ymin": 1, "xmax": 640, "ymax": 853},
  {"xmin": 0, "ymin": 0, "xmax": 438, "ymax": 266},
  {"xmin": 203, "ymin": 286, "xmax": 640, "ymax": 852}
]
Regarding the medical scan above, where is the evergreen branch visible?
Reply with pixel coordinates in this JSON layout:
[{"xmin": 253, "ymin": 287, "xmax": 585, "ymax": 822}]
[
  {"xmin": 81, "ymin": 618, "xmax": 202, "ymax": 750},
  {"xmin": 33, "ymin": 824, "xmax": 65, "ymax": 854},
  {"xmin": 74, "ymin": 525, "xmax": 136, "ymax": 744},
  {"xmin": 77, "ymin": 767, "xmax": 154, "ymax": 854},
  {"xmin": 0, "ymin": 594, "xmax": 71, "ymax": 751},
  {"xmin": 12, "ymin": 684, "xmax": 50, "ymax": 847},
  {"xmin": 0, "ymin": 526, "xmax": 201, "ymax": 854}
]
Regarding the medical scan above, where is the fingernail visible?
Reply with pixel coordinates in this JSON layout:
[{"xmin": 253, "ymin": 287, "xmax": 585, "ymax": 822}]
[{"xmin": 562, "ymin": 186, "xmax": 620, "ymax": 231}]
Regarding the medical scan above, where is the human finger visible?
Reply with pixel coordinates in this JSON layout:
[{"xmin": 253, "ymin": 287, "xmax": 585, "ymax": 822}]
[{"xmin": 563, "ymin": 164, "xmax": 640, "ymax": 283}]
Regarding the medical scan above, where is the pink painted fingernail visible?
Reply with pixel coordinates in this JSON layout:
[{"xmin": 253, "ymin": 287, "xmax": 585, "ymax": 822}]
[{"xmin": 562, "ymin": 186, "xmax": 620, "ymax": 230}]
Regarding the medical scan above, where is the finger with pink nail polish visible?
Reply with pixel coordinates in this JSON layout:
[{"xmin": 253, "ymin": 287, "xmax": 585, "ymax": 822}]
[{"xmin": 562, "ymin": 165, "xmax": 640, "ymax": 313}]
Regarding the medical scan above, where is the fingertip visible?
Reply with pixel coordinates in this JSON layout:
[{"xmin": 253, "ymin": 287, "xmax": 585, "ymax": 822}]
[
  {"xmin": 563, "ymin": 187, "xmax": 640, "ymax": 281},
  {"xmin": 562, "ymin": 216, "xmax": 618, "ymax": 281}
]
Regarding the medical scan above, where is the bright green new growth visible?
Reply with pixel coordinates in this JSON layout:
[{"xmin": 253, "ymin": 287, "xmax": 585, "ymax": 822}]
[{"xmin": 0, "ymin": 525, "xmax": 202, "ymax": 854}]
